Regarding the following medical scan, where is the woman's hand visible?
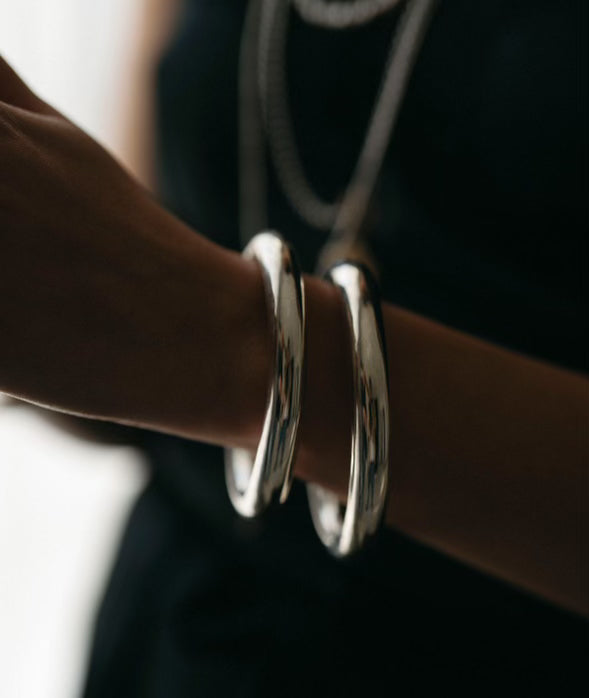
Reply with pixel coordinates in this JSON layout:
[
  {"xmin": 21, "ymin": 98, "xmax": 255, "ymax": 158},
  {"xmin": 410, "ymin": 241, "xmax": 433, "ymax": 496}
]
[
  {"xmin": 0, "ymin": 56, "xmax": 270, "ymax": 434},
  {"xmin": 0, "ymin": 57, "xmax": 156, "ymax": 405}
]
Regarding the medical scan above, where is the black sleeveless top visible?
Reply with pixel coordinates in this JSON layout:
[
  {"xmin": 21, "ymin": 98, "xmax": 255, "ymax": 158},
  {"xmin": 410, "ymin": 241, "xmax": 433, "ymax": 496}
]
[{"xmin": 83, "ymin": 2, "xmax": 588, "ymax": 696}]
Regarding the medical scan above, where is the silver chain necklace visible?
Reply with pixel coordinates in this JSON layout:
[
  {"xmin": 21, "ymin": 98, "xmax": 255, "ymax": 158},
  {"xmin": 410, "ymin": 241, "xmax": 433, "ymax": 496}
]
[{"xmin": 239, "ymin": 0, "xmax": 438, "ymax": 269}]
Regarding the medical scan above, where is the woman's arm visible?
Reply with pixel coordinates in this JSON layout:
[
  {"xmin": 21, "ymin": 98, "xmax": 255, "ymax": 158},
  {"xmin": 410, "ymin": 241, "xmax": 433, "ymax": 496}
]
[
  {"xmin": 299, "ymin": 279, "xmax": 588, "ymax": 617},
  {"xmin": 1, "ymin": 58, "xmax": 587, "ymax": 615}
]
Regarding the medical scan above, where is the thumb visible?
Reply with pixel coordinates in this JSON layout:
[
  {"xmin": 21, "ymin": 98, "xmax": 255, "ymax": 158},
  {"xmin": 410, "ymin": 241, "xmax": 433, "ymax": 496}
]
[{"xmin": 0, "ymin": 55, "xmax": 59, "ymax": 116}]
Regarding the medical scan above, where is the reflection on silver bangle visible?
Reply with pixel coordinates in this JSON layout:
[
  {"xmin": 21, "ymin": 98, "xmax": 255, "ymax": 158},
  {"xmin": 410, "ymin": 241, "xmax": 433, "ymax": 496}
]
[
  {"xmin": 225, "ymin": 231, "xmax": 305, "ymax": 518},
  {"xmin": 307, "ymin": 262, "xmax": 389, "ymax": 556}
]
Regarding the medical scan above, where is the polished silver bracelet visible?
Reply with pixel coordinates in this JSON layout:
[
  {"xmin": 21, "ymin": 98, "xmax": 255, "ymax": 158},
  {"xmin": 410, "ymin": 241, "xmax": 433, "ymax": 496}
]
[
  {"xmin": 225, "ymin": 231, "xmax": 305, "ymax": 517},
  {"xmin": 307, "ymin": 262, "xmax": 390, "ymax": 556}
]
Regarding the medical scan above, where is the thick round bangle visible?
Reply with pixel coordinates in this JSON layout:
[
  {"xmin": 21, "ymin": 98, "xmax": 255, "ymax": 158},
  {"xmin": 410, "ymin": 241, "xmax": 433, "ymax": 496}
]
[
  {"xmin": 307, "ymin": 262, "xmax": 389, "ymax": 556},
  {"xmin": 225, "ymin": 231, "xmax": 305, "ymax": 518}
]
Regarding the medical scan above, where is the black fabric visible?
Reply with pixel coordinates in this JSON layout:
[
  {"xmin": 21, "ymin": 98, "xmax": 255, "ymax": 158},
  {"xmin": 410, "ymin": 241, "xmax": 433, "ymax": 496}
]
[{"xmin": 83, "ymin": 1, "xmax": 588, "ymax": 696}]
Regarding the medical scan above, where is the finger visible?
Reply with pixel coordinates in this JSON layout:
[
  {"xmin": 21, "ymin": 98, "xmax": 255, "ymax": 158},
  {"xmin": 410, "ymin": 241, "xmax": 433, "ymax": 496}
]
[{"xmin": 0, "ymin": 55, "xmax": 59, "ymax": 116}]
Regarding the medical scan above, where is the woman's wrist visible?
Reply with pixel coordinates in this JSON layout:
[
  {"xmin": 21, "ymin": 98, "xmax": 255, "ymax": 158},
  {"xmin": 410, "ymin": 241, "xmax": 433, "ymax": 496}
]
[
  {"xmin": 292, "ymin": 275, "xmax": 353, "ymax": 496},
  {"xmin": 163, "ymin": 229, "xmax": 355, "ymax": 500},
  {"xmin": 112, "ymin": 209, "xmax": 273, "ymax": 445}
]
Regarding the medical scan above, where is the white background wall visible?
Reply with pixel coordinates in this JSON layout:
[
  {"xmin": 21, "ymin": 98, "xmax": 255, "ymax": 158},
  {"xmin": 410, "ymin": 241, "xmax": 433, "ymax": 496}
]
[{"xmin": 0, "ymin": 2, "xmax": 156, "ymax": 696}]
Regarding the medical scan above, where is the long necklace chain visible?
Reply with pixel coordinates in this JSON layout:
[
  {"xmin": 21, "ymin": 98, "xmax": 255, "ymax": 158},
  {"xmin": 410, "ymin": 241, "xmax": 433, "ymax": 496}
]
[{"xmin": 239, "ymin": 0, "xmax": 438, "ymax": 258}]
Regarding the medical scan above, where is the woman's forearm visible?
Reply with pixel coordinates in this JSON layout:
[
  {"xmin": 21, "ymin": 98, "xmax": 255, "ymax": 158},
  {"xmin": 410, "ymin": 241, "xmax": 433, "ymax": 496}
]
[
  {"xmin": 176, "ymin": 234, "xmax": 589, "ymax": 616},
  {"xmin": 61, "ymin": 211, "xmax": 586, "ymax": 617},
  {"xmin": 2, "ymin": 200, "xmax": 586, "ymax": 615},
  {"xmin": 295, "ymin": 276, "xmax": 588, "ymax": 616}
]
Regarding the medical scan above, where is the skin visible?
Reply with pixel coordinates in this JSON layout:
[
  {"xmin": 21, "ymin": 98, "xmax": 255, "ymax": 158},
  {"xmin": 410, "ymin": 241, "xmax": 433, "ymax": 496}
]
[{"xmin": 0, "ymin": 57, "xmax": 587, "ymax": 616}]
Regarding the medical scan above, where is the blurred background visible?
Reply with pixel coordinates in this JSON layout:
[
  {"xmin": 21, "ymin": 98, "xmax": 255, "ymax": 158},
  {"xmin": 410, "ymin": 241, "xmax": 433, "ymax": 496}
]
[{"xmin": 0, "ymin": 2, "xmax": 176, "ymax": 696}]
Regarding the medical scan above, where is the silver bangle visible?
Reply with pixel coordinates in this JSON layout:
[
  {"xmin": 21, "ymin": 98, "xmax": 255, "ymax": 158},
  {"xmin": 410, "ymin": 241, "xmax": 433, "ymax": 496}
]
[
  {"xmin": 307, "ymin": 262, "xmax": 389, "ymax": 556},
  {"xmin": 225, "ymin": 231, "xmax": 305, "ymax": 517}
]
